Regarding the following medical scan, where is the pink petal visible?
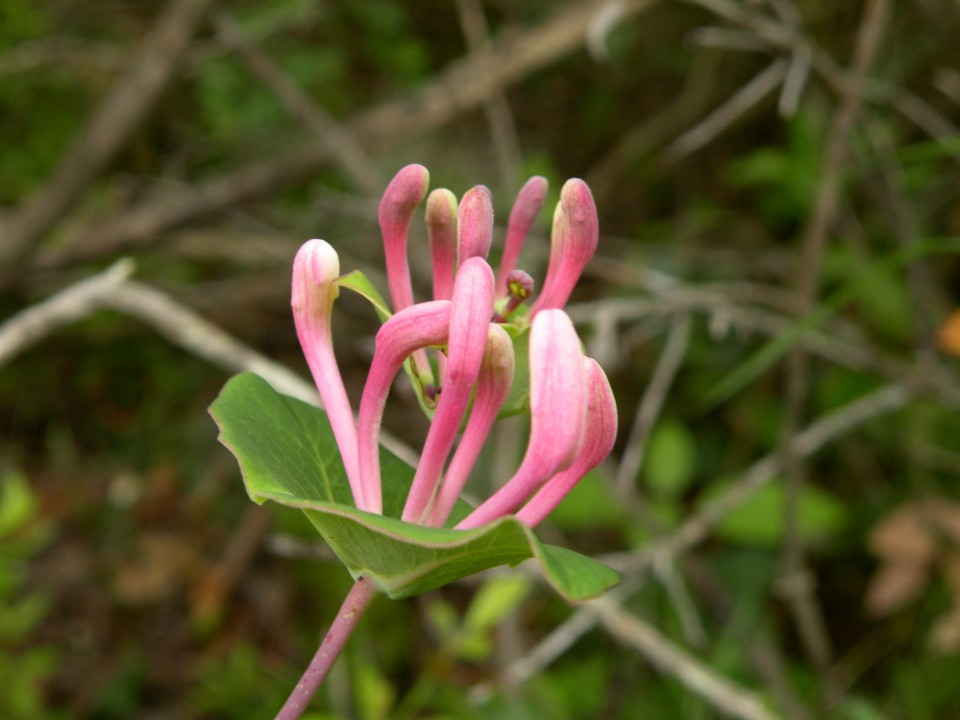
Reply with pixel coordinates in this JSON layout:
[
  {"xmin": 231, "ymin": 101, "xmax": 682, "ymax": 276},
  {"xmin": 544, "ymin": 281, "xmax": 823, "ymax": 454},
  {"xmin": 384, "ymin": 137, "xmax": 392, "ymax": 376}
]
[
  {"xmin": 516, "ymin": 358, "xmax": 617, "ymax": 527},
  {"xmin": 425, "ymin": 324, "xmax": 515, "ymax": 527},
  {"xmin": 457, "ymin": 186, "xmax": 494, "ymax": 265},
  {"xmin": 531, "ymin": 179, "xmax": 598, "ymax": 314},
  {"xmin": 426, "ymin": 188, "xmax": 458, "ymax": 301},
  {"xmin": 291, "ymin": 240, "xmax": 362, "ymax": 503},
  {"xmin": 496, "ymin": 176, "xmax": 548, "ymax": 298},
  {"xmin": 457, "ymin": 309, "xmax": 586, "ymax": 529},
  {"xmin": 402, "ymin": 257, "xmax": 495, "ymax": 522},
  {"xmin": 379, "ymin": 164, "xmax": 430, "ymax": 312},
  {"xmin": 355, "ymin": 300, "xmax": 452, "ymax": 514}
]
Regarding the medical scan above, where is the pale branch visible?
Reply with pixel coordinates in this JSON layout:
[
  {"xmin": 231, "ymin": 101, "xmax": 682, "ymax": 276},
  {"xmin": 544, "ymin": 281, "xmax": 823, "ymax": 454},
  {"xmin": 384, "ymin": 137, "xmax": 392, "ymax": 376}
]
[
  {"xmin": 591, "ymin": 597, "xmax": 782, "ymax": 720},
  {"xmin": 33, "ymin": 0, "xmax": 664, "ymax": 271},
  {"xmin": 213, "ymin": 14, "xmax": 383, "ymax": 197},
  {"xmin": 0, "ymin": 0, "xmax": 216, "ymax": 271},
  {"xmin": 0, "ymin": 263, "xmax": 418, "ymax": 466}
]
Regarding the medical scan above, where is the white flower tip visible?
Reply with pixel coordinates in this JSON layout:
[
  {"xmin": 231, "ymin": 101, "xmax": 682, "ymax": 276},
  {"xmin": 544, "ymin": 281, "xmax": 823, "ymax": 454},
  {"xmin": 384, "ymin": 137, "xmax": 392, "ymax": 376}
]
[{"xmin": 292, "ymin": 239, "xmax": 340, "ymax": 308}]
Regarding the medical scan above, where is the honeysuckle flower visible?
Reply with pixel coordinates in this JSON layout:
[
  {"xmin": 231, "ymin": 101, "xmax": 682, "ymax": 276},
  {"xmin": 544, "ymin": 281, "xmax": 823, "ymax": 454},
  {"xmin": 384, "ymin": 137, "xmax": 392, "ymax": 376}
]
[
  {"xmin": 425, "ymin": 323, "xmax": 515, "ymax": 527},
  {"xmin": 496, "ymin": 175, "xmax": 549, "ymax": 298},
  {"xmin": 426, "ymin": 188, "xmax": 457, "ymax": 301},
  {"xmin": 291, "ymin": 239, "xmax": 362, "ymax": 501},
  {"xmin": 456, "ymin": 185, "xmax": 494, "ymax": 264},
  {"xmin": 271, "ymin": 166, "xmax": 614, "ymax": 720},
  {"xmin": 355, "ymin": 300, "xmax": 452, "ymax": 514},
  {"xmin": 457, "ymin": 309, "xmax": 588, "ymax": 530},
  {"xmin": 293, "ymin": 166, "xmax": 612, "ymax": 531},
  {"xmin": 402, "ymin": 257, "xmax": 495, "ymax": 522},
  {"xmin": 530, "ymin": 178, "xmax": 599, "ymax": 315},
  {"xmin": 515, "ymin": 357, "xmax": 617, "ymax": 527},
  {"xmin": 379, "ymin": 163, "xmax": 430, "ymax": 313}
]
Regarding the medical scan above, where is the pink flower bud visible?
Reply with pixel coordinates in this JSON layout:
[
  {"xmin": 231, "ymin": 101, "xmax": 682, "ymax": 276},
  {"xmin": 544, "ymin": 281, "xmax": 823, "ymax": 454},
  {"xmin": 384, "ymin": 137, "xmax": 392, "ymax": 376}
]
[
  {"xmin": 291, "ymin": 240, "xmax": 363, "ymax": 503},
  {"xmin": 402, "ymin": 258, "xmax": 495, "ymax": 522},
  {"xmin": 515, "ymin": 358, "xmax": 617, "ymax": 527},
  {"xmin": 496, "ymin": 176, "xmax": 548, "ymax": 298},
  {"xmin": 379, "ymin": 164, "xmax": 430, "ymax": 312},
  {"xmin": 426, "ymin": 188, "xmax": 458, "ymax": 301},
  {"xmin": 425, "ymin": 324, "xmax": 515, "ymax": 527},
  {"xmin": 531, "ymin": 179, "xmax": 598, "ymax": 314},
  {"xmin": 457, "ymin": 185, "xmax": 494, "ymax": 265},
  {"xmin": 457, "ymin": 309, "xmax": 587, "ymax": 529},
  {"xmin": 356, "ymin": 300, "xmax": 452, "ymax": 514}
]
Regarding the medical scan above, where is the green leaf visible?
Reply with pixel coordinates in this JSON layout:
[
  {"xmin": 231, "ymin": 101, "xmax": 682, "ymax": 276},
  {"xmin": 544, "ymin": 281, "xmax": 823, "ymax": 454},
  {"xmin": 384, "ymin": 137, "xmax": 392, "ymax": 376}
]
[
  {"xmin": 336, "ymin": 270, "xmax": 392, "ymax": 322},
  {"xmin": 644, "ymin": 420, "xmax": 696, "ymax": 497},
  {"xmin": 209, "ymin": 372, "xmax": 618, "ymax": 601},
  {"xmin": 698, "ymin": 476, "xmax": 847, "ymax": 547}
]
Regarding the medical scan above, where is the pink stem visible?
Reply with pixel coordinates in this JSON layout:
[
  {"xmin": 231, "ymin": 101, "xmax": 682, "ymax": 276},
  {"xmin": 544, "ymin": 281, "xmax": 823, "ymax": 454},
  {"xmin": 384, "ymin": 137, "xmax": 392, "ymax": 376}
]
[{"xmin": 274, "ymin": 577, "xmax": 377, "ymax": 720}]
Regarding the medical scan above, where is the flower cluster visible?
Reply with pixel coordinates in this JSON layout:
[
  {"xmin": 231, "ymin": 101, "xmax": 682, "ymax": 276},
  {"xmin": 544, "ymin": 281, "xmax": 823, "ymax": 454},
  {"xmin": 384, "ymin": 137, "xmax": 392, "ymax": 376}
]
[{"xmin": 291, "ymin": 165, "xmax": 617, "ymax": 530}]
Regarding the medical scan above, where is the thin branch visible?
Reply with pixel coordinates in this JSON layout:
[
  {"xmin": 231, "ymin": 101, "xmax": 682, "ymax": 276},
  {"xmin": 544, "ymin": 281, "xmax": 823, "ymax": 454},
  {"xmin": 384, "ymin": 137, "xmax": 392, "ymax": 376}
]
[
  {"xmin": 0, "ymin": 0, "xmax": 215, "ymax": 271},
  {"xmin": 455, "ymin": 0, "xmax": 524, "ymax": 193},
  {"xmin": 213, "ymin": 14, "xmax": 383, "ymax": 197},
  {"xmin": 666, "ymin": 59, "xmax": 788, "ymax": 158},
  {"xmin": 0, "ymin": 259, "xmax": 135, "ymax": 365},
  {"xmin": 591, "ymin": 597, "xmax": 782, "ymax": 720},
  {"xmin": 779, "ymin": 0, "xmax": 889, "ymax": 677},
  {"xmin": 494, "ymin": 383, "xmax": 910, "ymax": 688},
  {"xmin": 32, "ymin": 0, "xmax": 664, "ymax": 271},
  {"xmin": 615, "ymin": 313, "xmax": 692, "ymax": 497},
  {"xmin": 0, "ymin": 264, "xmax": 418, "ymax": 466}
]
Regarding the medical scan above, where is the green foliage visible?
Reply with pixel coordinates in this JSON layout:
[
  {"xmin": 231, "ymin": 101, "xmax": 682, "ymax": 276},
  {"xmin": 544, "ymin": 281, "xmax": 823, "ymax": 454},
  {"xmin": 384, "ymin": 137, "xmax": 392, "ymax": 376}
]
[
  {"xmin": 698, "ymin": 475, "xmax": 847, "ymax": 547},
  {"xmin": 0, "ymin": 471, "xmax": 63, "ymax": 720},
  {"xmin": 644, "ymin": 418, "xmax": 697, "ymax": 497},
  {"xmin": 209, "ymin": 372, "xmax": 618, "ymax": 600}
]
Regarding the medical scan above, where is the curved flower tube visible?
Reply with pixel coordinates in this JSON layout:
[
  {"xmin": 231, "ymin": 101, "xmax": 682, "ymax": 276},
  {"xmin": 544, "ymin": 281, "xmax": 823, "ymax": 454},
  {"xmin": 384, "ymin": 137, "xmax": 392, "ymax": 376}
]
[
  {"xmin": 425, "ymin": 324, "xmax": 515, "ymax": 527},
  {"xmin": 426, "ymin": 188, "xmax": 458, "ymax": 301},
  {"xmin": 457, "ymin": 309, "xmax": 587, "ymax": 530},
  {"xmin": 531, "ymin": 178, "xmax": 598, "ymax": 315},
  {"xmin": 456, "ymin": 185, "xmax": 494, "ymax": 265},
  {"xmin": 355, "ymin": 300, "xmax": 452, "ymax": 513},
  {"xmin": 379, "ymin": 164, "xmax": 430, "ymax": 312},
  {"xmin": 496, "ymin": 175, "xmax": 548, "ymax": 298},
  {"xmin": 402, "ymin": 257, "xmax": 495, "ymax": 522},
  {"xmin": 516, "ymin": 358, "xmax": 617, "ymax": 527},
  {"xmin": 291, "ymin": 240, "xmax": 362, "ymax": 501}
]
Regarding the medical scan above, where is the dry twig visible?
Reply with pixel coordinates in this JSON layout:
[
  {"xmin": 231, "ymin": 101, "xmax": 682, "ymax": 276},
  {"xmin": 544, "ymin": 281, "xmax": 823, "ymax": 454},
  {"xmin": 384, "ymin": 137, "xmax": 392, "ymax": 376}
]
[{"xmin": 0, "ymin": 0, "xmax": 215, "ymax": 271}]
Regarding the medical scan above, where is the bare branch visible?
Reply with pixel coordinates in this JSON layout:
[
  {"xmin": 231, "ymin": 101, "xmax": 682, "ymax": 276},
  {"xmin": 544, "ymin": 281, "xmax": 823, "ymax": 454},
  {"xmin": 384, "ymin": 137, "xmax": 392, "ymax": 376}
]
[{"xmin": 0, "ymin": 0, "xmax": 216, "ymax": 271}]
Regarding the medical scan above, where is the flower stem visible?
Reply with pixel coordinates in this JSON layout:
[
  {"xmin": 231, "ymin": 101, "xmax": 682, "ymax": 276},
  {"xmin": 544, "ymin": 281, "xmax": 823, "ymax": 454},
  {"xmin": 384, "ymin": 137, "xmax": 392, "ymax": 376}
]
[{"xmin": 275, "ymin": 577, "xmax": 378, "ymax": 720}]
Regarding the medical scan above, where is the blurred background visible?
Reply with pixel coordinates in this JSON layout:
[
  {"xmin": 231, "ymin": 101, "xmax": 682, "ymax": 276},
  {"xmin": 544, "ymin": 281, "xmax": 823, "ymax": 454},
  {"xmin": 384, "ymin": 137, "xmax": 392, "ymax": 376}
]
[{"xmin": 2, "ymin": 0, "xmax": 960, "ymax": 718}]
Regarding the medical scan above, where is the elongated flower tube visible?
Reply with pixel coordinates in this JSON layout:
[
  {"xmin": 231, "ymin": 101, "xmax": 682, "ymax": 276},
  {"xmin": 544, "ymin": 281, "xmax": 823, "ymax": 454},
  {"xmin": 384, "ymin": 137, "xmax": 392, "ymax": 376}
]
[
  {"xmin": 496, "ymin": 175, "xmax": 548, "ymax": 298},
  {"xmin": 425, "ymin": 324, "xmax": 515, "ymax": 527},
  {"xmin": 530, "ymin": 179, "xmax": 598, "ymax": 314},
  {"xmin": 402, "ymin": 257, "xmax": 495, "ymax": 522},
  {"xmin": 379, "ymin": 164, "xmax": 430, "ymax": 312},
  {"xmin": 456, "ymin": 185, "xmax": 494, "ymax": 265},
  {"xmin": 356, "ymin": 300, "xmax": 452, "ymax": 514},
  {"xmin": 426, "ymin": 188, "xmax": 458, "ymax": 301},
  {"xmin": 516, "ymin": 358, "xmax": 617, "ymax": 527},
  {"xmin": 457, "ymin": 309, "xmax": 587, "ymax": 530},
  {"xmin": 292, "ymin": 240, "xmax": 363, "ymax": 502}
]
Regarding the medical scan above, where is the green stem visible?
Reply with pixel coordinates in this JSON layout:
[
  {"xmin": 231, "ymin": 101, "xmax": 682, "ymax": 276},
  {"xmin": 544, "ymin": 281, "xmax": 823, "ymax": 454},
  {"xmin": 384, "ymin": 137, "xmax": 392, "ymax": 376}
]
[{"xmin": 275, "ymin": 577, "xmax": 377, "ymax": 720}]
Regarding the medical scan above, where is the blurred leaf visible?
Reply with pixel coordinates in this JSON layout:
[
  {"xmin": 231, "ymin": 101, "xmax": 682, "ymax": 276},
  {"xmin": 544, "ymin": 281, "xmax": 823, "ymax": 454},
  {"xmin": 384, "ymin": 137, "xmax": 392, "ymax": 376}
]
[
  {"xmin": 210, "ymin": 372, "xmax": 619, "ymax": 600},
  {"xmin": 548, "ymin": 470, "xmax": 626, "ymax": 531},
  {"xmin": 464, "ymin": 575, "xmax": 531, "ymax": 632},
  {"xmin": 644, "ymin": 419, "xmax": 697, "ymax": 497},
  {"xmin": 0, "ymin": 470, "xmax": 38, "ymax": 536},
  {"xmin": 354, "ymin": 659, "xmax": 395, "ymax": 720},
  {"xmin": 698, "ymin": 476, "xmax": 847, "ymax": 547}
]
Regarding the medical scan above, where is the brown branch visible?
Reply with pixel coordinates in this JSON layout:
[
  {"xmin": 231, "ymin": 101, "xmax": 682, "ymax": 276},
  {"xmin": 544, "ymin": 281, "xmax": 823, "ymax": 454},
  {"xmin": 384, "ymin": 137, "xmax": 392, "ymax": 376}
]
[
  {"xmin": 0, "ymin": 0, "xmax": 216, "ymax": 272},
  {"xmin": 779, "ymin": 0, "xmax": 889, "ymax": 682},
  {"xmin": 32, "ymin": 0, "xmax": 663, "ymax": 272},
  {"xmin": 213, "ymin": 14, "xmax": 383, "ymax": 196}
]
